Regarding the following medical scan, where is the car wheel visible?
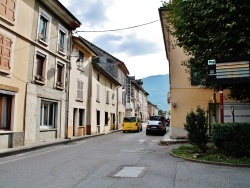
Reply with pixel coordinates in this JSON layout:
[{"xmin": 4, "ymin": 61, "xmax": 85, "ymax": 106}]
[
  {"xmin": 140, "ymin": 126, "xmax": 142, "ymax": 131},
  {"xmin": 146, "ymin": 131, "xmax": 149, "ymax": 135}
]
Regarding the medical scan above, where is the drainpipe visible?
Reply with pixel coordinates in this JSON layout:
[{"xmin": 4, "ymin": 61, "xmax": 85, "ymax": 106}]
[
  {"xmin": 86, "ymin": 59, "xmax": 92, "ymax": 135},
  {"xmin": 65, "ymin": 31, "xmax": 74, "ymax": 139},
  {"xmin": 116, "ymin": 86, "xmax": 119, "ymax": 130}
]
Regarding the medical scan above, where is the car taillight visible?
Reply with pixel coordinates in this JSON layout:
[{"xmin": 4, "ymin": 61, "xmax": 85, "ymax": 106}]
[
  {"xmin": 146, "ymin": 125, "xmax": 149, "ymax": 128},
  {"xmin": 122, "ymin": 123, "xmax": 124, "ymax": 127},
  {"xmin": 159, "ymin": 125, "xmax": 163, "ymax": 129},
  {"xmin": 136, "ymin": 123, "xmax": 138, "ymax": 126}
]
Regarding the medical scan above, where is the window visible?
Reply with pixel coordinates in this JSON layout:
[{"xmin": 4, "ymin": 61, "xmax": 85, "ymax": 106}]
[
  {"xmin": 97, "ymin": 74, "xmax": 100, "ymax": 81},
  {"xmin": 112, "ymin": 93, "xmax": 115, "ymax": 105},
  {"xmin": 34, "ymin": 51, "xmax": 47, "ymax": 83},
  {"xmin": 122, "ymin": 92, "xmax": 126, "ymax": 105},
  {"xmin": 38, "ymin": 8, "xmax": 51, "ymax": 44},
  {"xmin": 0, "ymin": 32, "xmax": 12, "ymax": 73},
  {"xmin": 96, "ymin": 85, "xmax": 100, "ymax": 102},
  {"xmin": 0, "ymin": 0, "xmax": 16, "ymax": 23},
  {"xmin": 40, "ymin": 100, "xmax": 56, "ymax": 128},
  {"xmin": 58, "ymin": 30, "xmax": 65, "ymax": 52},
  {"xmin": 106, "ymin": 91, "xmax": 109, "ymax": 104},
  {"xmin": 0, "ymin": 93, "xmax": 12, "ymax": 130},
  {"xmin": 76, "ymin": 79, "xmax": 83, "ymax": 101},
  {"xmin": 77, "ymin": 50, "xmax": 84, "ymax": 70},
  {"xmin": 110, "ymin": 83, "xmax": 112, "ymax": 89},
  {"xmin": 105, "ymin": 112, "xmax": 108, "ymax": 125},
  {"xmin": 58, "ymin": 25, "xmax": 68, "ymax": 54},
  {"xmin": 55, "ymin": 62, "xmax": 65, "ymax": 89},
  {"xmin": 79, "ymin": 50, "xmax": 84, "ymax": 62}
]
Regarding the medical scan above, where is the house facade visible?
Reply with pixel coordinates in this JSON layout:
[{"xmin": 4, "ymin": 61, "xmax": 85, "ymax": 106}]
[
  {"xmin": 148, "ymin": 101, "xmax": 158, "ymax": 117},
  {"xmin": 78, "ymin": 37, "xmax": 129, "ymax": 134},
  {"xmin": 0, "ymin": 0, "xmax": 31, "ymax": 149},
  {"xmin": 67, "ymin": 36, "xmax": 98, "ymax": 138},
  {"xmin": 125, "ymin": 77, "xmax": 149, "ymax": 121},
  {"xmin": 159, "ymin": 7, "xmax": 250, "ymax": 138},
  {"xmin": 24, "ymin": 0, "xmax": 81, "ymax": 144}
]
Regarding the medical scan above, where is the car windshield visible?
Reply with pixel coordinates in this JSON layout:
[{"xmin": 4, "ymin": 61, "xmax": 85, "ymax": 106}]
[
  {"xmin": 123, "ymin": 117, "xmax": 136, "ymax": 122},
  {"xmin": 150, "ymin": 116, "xmax": 161, "ymax": 121}
]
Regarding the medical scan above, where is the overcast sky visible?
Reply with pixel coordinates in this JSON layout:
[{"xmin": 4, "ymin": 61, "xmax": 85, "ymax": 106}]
[{"xmin": 59, "ymin": 0, "xmax": 169, "ymax": 79}]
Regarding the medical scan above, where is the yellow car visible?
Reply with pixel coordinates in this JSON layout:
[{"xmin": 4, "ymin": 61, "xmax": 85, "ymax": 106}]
[{"xmin": 122, "ymin": 116, "xmax": 142, "ymax": 133}]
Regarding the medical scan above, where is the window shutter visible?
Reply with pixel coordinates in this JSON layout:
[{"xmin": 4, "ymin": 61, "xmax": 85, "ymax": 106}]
[
  {"xmin": 0, "ymin": 0, "xmax": 16, "ymax": 22},
  {"xmin": 77, "ymin": 80, "xmax": 83, "ymax": 100},
  {"xmin": 6, "ymin": 0, "xmax": 16, "ymax": 22},
  {"xmin": 0, "ymin": 0, "xmax": 7, "ymax": 18},
  {"xmin": 0, "ymin": 33, "xmax": 12, "ymax": 71},
  {"xmin": 0, "ymin": 33, "xmax": 3, "ymax": 70}
]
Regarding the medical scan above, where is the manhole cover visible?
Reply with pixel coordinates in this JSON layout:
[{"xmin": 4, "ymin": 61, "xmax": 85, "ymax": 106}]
[{"xmin": 107, "ymin": 165, "xmax": 148, "ymax": 178}]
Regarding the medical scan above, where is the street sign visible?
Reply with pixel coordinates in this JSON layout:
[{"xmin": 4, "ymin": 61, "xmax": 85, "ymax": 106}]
[{"xmin": 207, "ymin": 56, "xmax": 250, "ymax": 84}]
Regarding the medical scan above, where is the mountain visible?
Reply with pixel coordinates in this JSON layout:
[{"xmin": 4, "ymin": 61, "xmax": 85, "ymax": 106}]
[{"xmin": 142, "ymin": 74, "xmax": 170, "ymax": 111}]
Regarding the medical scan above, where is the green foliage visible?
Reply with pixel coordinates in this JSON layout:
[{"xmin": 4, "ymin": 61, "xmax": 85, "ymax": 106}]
[
  {"xmin": 212, "ymin": 123, "xmax": 250, "ymax": 158},
  {"xmin": 158, "ymin": 109, "xmax": 164, "ymax": 116},
  {"xmin": 162, "ymin": 0, "xmax": 250, "ymax": 102},
  {"xmin": 184, "ymin": 106, "xmax": 209, "ymax": 152}
]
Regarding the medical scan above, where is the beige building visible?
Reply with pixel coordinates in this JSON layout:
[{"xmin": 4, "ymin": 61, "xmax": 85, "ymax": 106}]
[
  {"xmin": 147, "ymin": 101, "xmax": 158, "ymax": 117},
  {"xmin": 159, "ymin": 7, "xmax": 250, "ymax": 138},
  {"xmin": 125, "ymin": 77, "xmax": 149, "ymax": 121},
  {"xmin": 0, "ymin": 0, "xmax": 31, "ymax": 149},
  {"xmin": 76, "ymin": 37, "xmax": 129, "ymax": 134},
  {"xmin": 67, "ymin": 36, "xmax": 98, "ymax": 138},
  {"xmin": 23, "ymin": 0, "xmax": 80, "ymax": 144}
]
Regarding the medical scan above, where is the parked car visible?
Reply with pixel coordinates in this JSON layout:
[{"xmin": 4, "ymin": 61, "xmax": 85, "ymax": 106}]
[
  {"xmin": 122, "ymin": 116, "xmax": 142, "ymax": 133},
  {"xmin": 146, "ymin": 120, "xmax": 166, "ymax": 135},
  {"xmin": 150, "ymin": 116, "xmax": 166, "ymax": 125}
]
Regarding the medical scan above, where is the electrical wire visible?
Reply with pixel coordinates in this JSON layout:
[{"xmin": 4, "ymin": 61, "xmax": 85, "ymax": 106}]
[{"xmin": 76, "ymin": 20, "xmax": 159, "ymax": 33}]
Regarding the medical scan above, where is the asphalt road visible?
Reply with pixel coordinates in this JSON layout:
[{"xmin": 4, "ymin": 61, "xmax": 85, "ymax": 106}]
[{"xmin": 0, "ymin": 126, "xmax": 250, "ymax": 188}]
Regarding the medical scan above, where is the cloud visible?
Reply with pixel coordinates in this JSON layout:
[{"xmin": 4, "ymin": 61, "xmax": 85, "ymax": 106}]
[
  {"xmin": 59, "ymin": 0, "xmax": 169, "ymax": 79},
  {"xmin": 61, "ymin": 0, "xmax": 111, "ymax": 27},
  {"xmin": 92, "ymin": 33, "xmax": 160, "ymax": 56}
]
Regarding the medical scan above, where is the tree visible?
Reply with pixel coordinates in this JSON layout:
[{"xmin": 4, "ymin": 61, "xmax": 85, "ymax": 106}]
[
  {"xmin": 158, "ymin": 109, "xmax": 164, "ymax": 116},
  {"xmin": 163, "ymin": 0, "xmax": 250, "ymax": 102}
]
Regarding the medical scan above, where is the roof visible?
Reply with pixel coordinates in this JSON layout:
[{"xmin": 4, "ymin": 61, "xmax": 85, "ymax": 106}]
[
  {"xmin": 92, "ymin": 61, "xmax": 122, "ymax": 86},
  {"xmin": 72, "ymin": 36, "xmax": 99, "ymax": 56},
  {"xmin": 78, "ymin": 37, "xmax": 130, "ymax": 75},
  {"xmin": 158, "ymin": 7, "xmax": 169, "ymax": 60},
  {"xmin": 131, "ymin": 80, "xmax": 149, "ymax": 95},
  {"xmin": 39, "ymin": 0, "xmax": 81, "ymax": 30}
]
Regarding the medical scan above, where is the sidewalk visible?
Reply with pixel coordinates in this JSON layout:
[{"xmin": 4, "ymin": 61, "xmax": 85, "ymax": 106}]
[
  {"xmin": 161, "ymin": 127, "xmax": 188, "ymax": 144},
  {"xmin": 0, "ymin": 130, "xmax": 121, "ymax": 157}
]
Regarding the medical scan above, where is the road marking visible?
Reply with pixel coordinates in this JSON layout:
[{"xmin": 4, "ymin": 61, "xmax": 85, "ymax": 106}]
[{"xmin": 138, "ymin": 139, "xmax": 145, "ymax": 144}]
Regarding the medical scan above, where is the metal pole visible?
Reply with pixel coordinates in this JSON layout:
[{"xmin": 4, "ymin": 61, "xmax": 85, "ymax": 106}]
[
  {"xmin": 231, "ymin": 106, "xmax": 235, "ymax": 123},
  {"xmin": 213, "ymin": 90, "xmax": 217, "ymax": 123},
  {"xmin": 220, "ymin": 85, "xmax": 224, "ymax": 123}
]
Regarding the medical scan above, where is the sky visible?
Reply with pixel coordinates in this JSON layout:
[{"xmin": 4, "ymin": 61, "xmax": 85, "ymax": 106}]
[{"xmin": 59, "ymin": 0, "xmax": 169, "ymax": 79}]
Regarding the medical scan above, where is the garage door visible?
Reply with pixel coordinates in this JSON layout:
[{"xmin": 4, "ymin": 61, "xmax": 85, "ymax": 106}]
[{"xmin": 224, "ymin": 103, "xmax": 250, "ymax": 123}]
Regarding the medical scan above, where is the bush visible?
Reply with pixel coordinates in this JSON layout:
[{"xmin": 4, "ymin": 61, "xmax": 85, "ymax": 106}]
[
  {"xmin": 212, "ymin": 123, "xmax": 250, "ymax": 158},
  {"xmin": 184, "ymin": 106, "xmax": 209, "ymax": 152}
]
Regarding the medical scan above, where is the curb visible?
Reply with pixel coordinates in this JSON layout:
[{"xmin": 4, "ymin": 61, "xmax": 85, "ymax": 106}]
[{"xmin": 169, "ymin": 150, "xmax": 250, "ymax": 168}]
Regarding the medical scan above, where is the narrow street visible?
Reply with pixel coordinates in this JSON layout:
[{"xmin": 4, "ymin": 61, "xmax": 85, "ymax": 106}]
[{"xmin": 0, "ymin": 125, "xmax": 250, "ymax": 188}]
